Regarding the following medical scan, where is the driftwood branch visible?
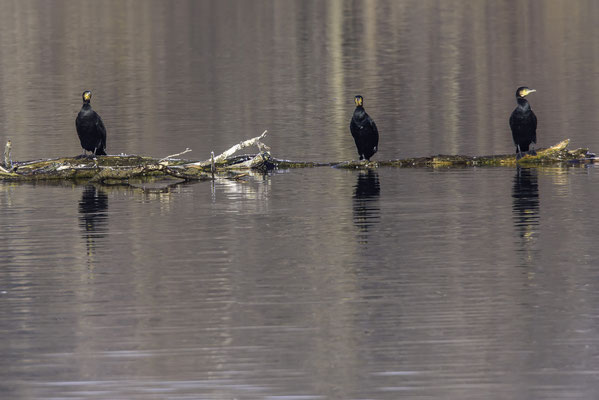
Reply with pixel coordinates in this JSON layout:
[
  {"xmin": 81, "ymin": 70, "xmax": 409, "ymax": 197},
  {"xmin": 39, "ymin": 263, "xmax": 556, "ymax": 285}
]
[
  {"xmin": 213, "ymin": 130, "xmax": 267, "ymax": 163},
  {"xmin": 158, "ymin": 148, "xmax": 192, "ymax": 163},
  {"xmin": 3, "ymin": 139, "xmax": 12, "ymax": 169},
  {"xmin": 185, "ymin": 130, "xmax": 268, "ymax": 167}
]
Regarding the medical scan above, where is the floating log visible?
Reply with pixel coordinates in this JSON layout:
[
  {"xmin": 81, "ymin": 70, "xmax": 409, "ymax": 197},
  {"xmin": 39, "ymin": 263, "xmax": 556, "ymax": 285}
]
[
  {"xmin": 333, "ymin": 139, "xmax": 592, "ymax": 169},
  {"xmin": 0, "ymin": 137, "xmax": 593, "ymax": 183},
  {"xmin": 274, "ymin": 139, "xmax": 592, "ymax": 169}
]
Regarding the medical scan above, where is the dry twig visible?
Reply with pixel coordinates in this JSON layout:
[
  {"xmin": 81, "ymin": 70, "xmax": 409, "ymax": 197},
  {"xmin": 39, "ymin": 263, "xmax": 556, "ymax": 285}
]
[{"xmin": 159, "ymin": 148, "xmax": 192, "ymax": 163}]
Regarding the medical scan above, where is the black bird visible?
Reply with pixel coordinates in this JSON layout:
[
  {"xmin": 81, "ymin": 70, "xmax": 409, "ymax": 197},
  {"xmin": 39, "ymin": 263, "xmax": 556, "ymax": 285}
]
[
  {"xmin": 76, "ymin": 90, "xmax": 107, "ymax": 156},
  {"xmin": 350, "ymin": 95, "xmax": 379, "ymax": 161},
  {"xmin": 509, "ymin": 86, "xmax": 537, "ymax": 159}
]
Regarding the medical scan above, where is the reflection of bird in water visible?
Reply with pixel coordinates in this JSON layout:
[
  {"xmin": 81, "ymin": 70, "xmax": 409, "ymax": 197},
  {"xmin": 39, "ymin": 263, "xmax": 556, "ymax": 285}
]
[
  {"xmin": 509, "ymin": 86, "xmax": 537, "ymax": 160},
  {"xmin": 512, "ymin": 167, "xmax": 539, "ymax": 242},
  {"xmin": 353, "ymin": 170, "xmax": 380, "ymax": 243},
  {"xmin": 79, "ymin": 185, "xmax": 109, "ymax": 258},
  {"xmin": 76, "ymin": 90, "xmax": 107, "ymax": 156},
  {"xmin": 350, "ymin": 95, "xmax": 379, "ymax": 161}
]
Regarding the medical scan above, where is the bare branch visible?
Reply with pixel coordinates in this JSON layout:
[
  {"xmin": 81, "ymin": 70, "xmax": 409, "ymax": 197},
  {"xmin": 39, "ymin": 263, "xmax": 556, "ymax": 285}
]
[
  {"xmin": 159, "ymin": 148, "xmax": 192, "ymax": 163},
  {"xmin": 4, "ymin": 139, "xmax": 12, "ymax": 169},
  {"xmin": 185, "ymin": 130, "xmax": 268, "ymax": 167}
]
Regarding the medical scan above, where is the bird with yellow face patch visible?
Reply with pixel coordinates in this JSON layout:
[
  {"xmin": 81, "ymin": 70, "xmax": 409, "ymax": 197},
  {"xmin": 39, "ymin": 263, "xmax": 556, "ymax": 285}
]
[
  {"xmin": 350, "ymin": 95, "xmax": 379, "ymax": 161},
  {"xmin": 76, "ymin": 90, "xmax": 107, "ymax": 157},
  {"xmin": 509, "ymin": 86, "xmax": 537, "ymax": 159}
]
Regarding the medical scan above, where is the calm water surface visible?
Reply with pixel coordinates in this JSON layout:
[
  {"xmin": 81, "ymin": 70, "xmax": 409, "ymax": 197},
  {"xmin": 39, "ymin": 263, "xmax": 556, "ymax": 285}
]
[{"xmin": 2, "ymin": 1, "xmax": 599, "ymax": 399}]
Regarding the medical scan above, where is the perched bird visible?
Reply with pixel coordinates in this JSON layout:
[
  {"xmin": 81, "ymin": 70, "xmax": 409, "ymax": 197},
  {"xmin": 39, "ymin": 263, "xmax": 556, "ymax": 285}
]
[
  {"xmin": 350, "ymin": 95, "xmax": 379, "ymax": 161},
  {"xmin": 76, "ymin": 90, "xmax": 107, "ymax": 156},
  {"xmin": 509, "ymin": 86, "xmax": 537, "ymax": 159}
]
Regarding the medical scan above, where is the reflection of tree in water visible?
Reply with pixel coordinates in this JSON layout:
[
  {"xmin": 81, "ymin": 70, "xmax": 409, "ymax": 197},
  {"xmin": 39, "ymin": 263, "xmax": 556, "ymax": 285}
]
[
  {"xmin": 79, "ymin": 185, "xmax": 108, "ymax": 258},
  {"xmin": 512, "ymin": 168, "xmax": 539, "ymax": 258},
  {"xmin": 353, "ymin": 170, "xmax": 380, "ymax": 244}
]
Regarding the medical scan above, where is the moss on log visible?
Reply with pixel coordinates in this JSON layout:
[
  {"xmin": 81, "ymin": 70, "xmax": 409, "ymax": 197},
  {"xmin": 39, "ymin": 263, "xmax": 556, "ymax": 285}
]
[
  {"xmin": 0, "ymin": 155, "xmax": 166, "ymax": 182},
  {"xmin": 333, "ymin": 139, "xmax": 592, "ymax": 169},
  {"xmin": 0, "ymin": 139, "xmax": 594, "ymax": 183},
  {"xmin": 0, "ymin": 152, "xmax": 274, "ymax": 182}
]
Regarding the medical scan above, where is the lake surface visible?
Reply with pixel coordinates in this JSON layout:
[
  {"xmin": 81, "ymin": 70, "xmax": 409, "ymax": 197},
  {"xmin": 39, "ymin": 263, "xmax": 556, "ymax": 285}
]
[{"xmin": 2, "ymin": 1, "xmax": 599, "ymax": 399}]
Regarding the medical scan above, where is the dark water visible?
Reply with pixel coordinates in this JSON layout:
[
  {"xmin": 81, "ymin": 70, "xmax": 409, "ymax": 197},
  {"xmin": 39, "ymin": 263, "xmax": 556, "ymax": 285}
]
[{"xmin": 2, "ymin": 1, "xmax": 599, "ymax": 399}]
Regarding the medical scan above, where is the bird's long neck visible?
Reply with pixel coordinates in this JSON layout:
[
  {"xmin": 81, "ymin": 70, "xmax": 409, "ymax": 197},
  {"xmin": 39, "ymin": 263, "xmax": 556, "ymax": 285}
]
[
  {"xmin": 516, "ymin": 97, "xmax": 530, "ymax": 111},
  {"xmin": 81, "ymin": 103, "xmax": 91, "ymax": 110},
  {"xmin": 353, "ymin": 106, "xmax": 366, "ymax": 120}
]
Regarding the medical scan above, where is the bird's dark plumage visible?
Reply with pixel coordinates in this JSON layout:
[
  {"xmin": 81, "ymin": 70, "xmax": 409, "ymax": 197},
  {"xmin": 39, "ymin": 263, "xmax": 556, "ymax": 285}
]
[
  {"xmin": 76, "ymin": 90, "xmax": 107, "ymax": 156},
  {"xmin": 509, "ymin": 86, "xmax": 537, "ymax": 159},
  {"xmin": 350, "ymin": 95, "xmax": 379, "ymax": 161}
]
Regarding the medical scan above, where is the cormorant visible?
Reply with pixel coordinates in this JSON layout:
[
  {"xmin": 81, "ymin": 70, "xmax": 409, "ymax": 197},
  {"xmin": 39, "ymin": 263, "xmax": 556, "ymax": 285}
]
[
  {"xmin": 509, "ymin": 86, "xmax": 537, "ymax": 159},
  {"xmin": 350, "ymin": 95, "xmax": 379, "ymax": 161},
  {"xmin": 76, "ymin": 90, "xmax": 107, "ymax": 156}
]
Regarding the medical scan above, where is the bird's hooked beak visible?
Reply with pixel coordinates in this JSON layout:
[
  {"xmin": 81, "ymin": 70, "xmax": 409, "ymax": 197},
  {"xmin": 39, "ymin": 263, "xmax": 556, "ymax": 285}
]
[
  {"xmin": 520, "ymin": 88, "xmax": 536, "ymax": 97},
  {"xmin": 83, "ymin": 92, "xmax": 91, "ymax": 102},
  {"xmin": 355, "ymin": 97, "xmax": 363, "ymax": 106}
]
